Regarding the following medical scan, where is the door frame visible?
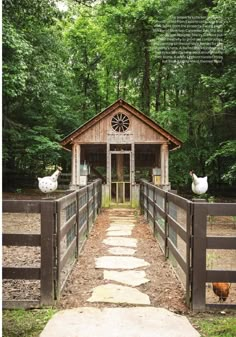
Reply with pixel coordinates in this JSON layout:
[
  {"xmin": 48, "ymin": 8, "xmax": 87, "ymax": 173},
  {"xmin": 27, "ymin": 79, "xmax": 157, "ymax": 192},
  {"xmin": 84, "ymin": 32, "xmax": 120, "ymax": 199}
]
[{"xmin": 109, "ymin": 150, "xmax": 132, "ymax": 204}]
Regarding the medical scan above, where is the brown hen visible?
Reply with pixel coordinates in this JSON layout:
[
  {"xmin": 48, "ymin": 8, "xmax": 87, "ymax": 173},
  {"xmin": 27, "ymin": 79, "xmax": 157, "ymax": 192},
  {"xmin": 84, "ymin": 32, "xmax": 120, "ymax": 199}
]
[{"xmin": 212, "ymin": 282, "xmax": 231, "ymax": 302}]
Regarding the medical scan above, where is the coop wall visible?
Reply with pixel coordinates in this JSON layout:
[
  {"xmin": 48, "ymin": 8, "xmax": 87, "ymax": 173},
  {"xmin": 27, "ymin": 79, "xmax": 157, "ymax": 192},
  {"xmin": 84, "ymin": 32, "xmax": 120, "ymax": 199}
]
[{"xmin": 72, "ymin": 108, "xmax": 167, "ymax": 144}]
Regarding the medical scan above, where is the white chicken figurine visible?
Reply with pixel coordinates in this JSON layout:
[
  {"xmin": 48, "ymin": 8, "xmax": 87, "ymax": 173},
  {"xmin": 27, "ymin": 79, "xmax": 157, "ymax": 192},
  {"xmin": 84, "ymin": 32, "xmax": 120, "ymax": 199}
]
[
  {"xmin": 190, "ymin": 170, "xmax": 208, "ymax": 195},
  {"xmin": 38, "ymin": 166, "xmax": 62, "ymax": 198}
]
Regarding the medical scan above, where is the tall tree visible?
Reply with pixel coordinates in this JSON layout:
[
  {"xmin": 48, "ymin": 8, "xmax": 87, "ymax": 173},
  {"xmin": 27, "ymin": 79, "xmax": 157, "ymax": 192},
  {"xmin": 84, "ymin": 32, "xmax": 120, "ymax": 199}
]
[{"xmin": 3, "ymin": 0, "xmax": 236, "ymax": 190}]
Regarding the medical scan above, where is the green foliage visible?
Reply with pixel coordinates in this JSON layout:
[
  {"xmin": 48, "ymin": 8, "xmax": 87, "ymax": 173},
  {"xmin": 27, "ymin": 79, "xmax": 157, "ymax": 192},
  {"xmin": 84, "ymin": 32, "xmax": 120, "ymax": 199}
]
[
  {"xmin": 3, "ymin": 18, "xmax": 33, "ymax": 98},
  {"xmin": 206, "ymin": 141, "xmax": 236, "ymax": 184},
  {"xmin": 3, "ymin": 0, "xmax": 79, "ymax": 178},
  {"xmin": 193, "ymin": 316, "xmax": 236, "ymax": 337},
  {"xmin": 151, "ymin": 108, "xmax": 189, "ymax": 141},
  {"xmin": 2, "ymin": 308, "xmax": 57, "ymax": 337},
  {"xmin": 3, "ymin": 0, "xmax": 236, "ymax": 191}
]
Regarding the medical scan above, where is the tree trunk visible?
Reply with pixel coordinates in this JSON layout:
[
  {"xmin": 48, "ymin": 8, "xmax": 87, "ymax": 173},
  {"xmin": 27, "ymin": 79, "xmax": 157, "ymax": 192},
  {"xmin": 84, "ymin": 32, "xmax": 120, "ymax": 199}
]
[
  {"xmin": 123, "ymin": 77, "xmax": 127, "ymax": 100},
  {"xmin": 117, "ymin": 70, "xmax": 121, "ymax": 99},
  {"xmin": 187, "ymin": 86, "xmax": 193, "ymax": 137},
  {"xmin": 106, "ymin": 68, "xmax": 110, "ymax": 105},
  {"xmin": 163, "ymin": 87, "xmax": 166, "ymax": 110},
  {"xmin": 141, "ymin": 37, "xmax": 150, "ymax": 115},
  {"xmin": 155, "ymin": 60, "xmax": 163, "ymax": 112},
  {"xmin": 82, "ymin": 46, "xmax": 89, "ymax": 119},
  {"xmin": 175, "ymin": 88, "xmax": 179, "ymax": 107}
]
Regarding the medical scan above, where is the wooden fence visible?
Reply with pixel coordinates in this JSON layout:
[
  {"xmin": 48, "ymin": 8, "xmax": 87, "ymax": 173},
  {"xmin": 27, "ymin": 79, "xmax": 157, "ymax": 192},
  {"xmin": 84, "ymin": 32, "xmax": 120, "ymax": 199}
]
[
  {"xmin": 3, "ymin": 200, "xmax": 56, "ymax": 308},
  {"xmin": 140, "ymin": 179, "xmax": 236, "ymax": 311},
  {"xmin": 192, "ymin": 202, "xmax": 236, "ymax": 311},
  {"xmin": 2, "ymin": 179, "xmax": 102, "ymax": 309},
  {"xmin": 56, "ymin": 180, "xmax": 101, "ymax": 298}
]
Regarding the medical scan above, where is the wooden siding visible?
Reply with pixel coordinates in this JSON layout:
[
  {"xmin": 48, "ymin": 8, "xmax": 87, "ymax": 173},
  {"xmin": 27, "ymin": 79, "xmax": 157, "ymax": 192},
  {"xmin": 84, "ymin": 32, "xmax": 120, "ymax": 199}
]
[{"xmin": 73, "ymin": 108, "xmax": 166, "ymax": 144}]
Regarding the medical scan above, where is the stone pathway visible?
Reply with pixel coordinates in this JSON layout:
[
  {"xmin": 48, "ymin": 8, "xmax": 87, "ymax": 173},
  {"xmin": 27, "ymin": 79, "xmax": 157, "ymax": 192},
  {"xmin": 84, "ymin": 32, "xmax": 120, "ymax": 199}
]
[
  {"xmin": 89, "ymin": 209, "xmax": 151, "ymax": 305},
  {"xmin": 40, "ymin": 307, "xmax": 200, "ymax": 337},
  {"xmin": 40, "ymin": 209, "xmax": 200, "ymax": 337}
]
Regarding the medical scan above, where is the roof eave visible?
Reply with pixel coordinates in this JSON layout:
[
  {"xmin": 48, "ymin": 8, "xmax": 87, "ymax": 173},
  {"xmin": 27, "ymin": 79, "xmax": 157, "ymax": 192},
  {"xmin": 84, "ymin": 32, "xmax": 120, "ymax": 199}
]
[{"xmin": 60, "ymin": 99, "xmax": 183, "ymax": 148}]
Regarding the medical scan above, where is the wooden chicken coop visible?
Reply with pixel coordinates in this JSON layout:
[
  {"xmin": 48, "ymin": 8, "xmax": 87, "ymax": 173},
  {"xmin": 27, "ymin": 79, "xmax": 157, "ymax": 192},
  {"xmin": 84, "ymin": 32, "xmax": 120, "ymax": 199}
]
[{"xmin": 60, "ymin": 99, "xmax": 182, "ymax": 207}]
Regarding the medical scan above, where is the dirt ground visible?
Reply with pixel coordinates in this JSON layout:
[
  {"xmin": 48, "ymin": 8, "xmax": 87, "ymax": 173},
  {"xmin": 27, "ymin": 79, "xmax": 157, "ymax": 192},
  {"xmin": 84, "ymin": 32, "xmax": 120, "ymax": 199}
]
[
  {"xmin": 2, "ymin": 191, "xmax": 236, "ymax": 310},
  {"xmin": 2, "ymin": 206, "xmax": 187, "ymax": 312},
  {"xmin": 206, "ymin": 216, "xmax": 236, "ymax": 305},
  {"xmin": 58, "ymin": 209, "xmax": 188, "ymax": 313}
]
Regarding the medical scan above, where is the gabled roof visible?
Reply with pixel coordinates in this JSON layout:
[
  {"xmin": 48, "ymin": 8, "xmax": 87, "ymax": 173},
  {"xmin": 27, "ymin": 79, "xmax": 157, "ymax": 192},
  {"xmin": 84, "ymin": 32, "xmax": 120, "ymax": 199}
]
[{"xmin": 60, "ymin": 99, "xmax": 182, "ymax": 149}]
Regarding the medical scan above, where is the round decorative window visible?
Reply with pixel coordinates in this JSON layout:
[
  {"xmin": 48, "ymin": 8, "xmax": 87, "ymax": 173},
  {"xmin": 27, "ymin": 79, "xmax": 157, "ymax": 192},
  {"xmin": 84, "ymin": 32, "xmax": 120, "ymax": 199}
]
[{"xmin": 111, "ymin": 113, "xmax": 130, "ymax": 132}]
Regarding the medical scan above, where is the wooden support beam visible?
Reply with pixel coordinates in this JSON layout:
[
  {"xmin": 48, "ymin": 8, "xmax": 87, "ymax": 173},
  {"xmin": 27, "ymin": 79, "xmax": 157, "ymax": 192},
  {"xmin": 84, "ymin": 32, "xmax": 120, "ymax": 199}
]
[
  {"xmin": 71, "ymin": 144, "xmax": 76, "ymax": 185},
  {"xmin": 131, "ymin": 143, "xmax": 135, "ymax": 185},
  {"xmin": 116, "ymin": 153, "xmax": 124, "ymax": 203},
  {"xmin": 107, "ymin": 143, "xmax": 110, "ymax": 185},
  {"xmin": 76, "ymin": 144, "xmax": 81, "ymax": 185},
  {"xmin": 71, "ymin": 144, "xmax": 80, "ymax": 187},
  {"xmin": 107, "ymin": 143, "xmax": 111, "ymax": 205},
  {"xmin": 161, "ymin": 143, "xmax": 169, "ymax": 185}
]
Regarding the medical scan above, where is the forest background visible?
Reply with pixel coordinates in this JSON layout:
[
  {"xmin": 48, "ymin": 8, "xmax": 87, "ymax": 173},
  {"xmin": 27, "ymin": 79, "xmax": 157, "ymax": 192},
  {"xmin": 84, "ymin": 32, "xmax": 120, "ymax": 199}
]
[{"xmin": 3, "ymin": 0, "xmax": 236, "ymax": 193}]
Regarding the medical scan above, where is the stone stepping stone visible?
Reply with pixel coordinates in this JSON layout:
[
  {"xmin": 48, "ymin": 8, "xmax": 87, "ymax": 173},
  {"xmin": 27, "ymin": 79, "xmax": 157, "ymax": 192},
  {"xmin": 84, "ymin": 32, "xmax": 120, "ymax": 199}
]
[
  {"xmin": 87, "ymin": 284, "xmax": 150, "ymax": 305},
  {"xmin": 110, "ymin": 220, "xmax": 135, "ymax": 223},
  {"xmin": 103, "ymin": 237, "xmax": 137, "ymax": 248},
  {"xmin": 109, "ymin": 213, "xmax": 135, "ymax": 219},
  {"xmin": 109, "ymin": 216, "xmax": 135, "ymax": 219},
  {"xmin": 109, "ymin": 215, "xmax": 135, "ymax": 218},
  {"xmin": 109, "ymin": 223, "xmax": 135, "ymax": 226},
  {"xmin": 110, "ymin": 216, "xmax": 135, "ymax": 218},
  {"xmin": 40, "ymin": 307, "xmax": 200, "ymax": 337},
  {"xmin": 108, "ymin": 247, "xmax": 136, "ymax": 255},
  {"xmin": 107, "ymin": 225, "xmax": 135, "ymax": 230},
  {"xmin": 104, "ymin": 270, "xmax": 150, "ymax": 286},
  {"xmin": 110, "ymin": 219, "xmax": 135, "ymax": 221},
  {"xmin": 95, "ymin": 256, "xmax": 149, "ymax": 269},
  {"xmin": 106, "ymin": 230, "xmax": 132, "ymax": 236}
]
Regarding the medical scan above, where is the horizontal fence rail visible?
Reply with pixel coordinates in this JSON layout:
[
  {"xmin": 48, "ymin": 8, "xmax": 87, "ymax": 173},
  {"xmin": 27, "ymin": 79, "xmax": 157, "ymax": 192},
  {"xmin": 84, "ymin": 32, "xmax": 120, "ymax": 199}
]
[
  {"xmin": 140, "ymin": 179, "xmax": 236, "ymax": 311},
  {"xmin": 192, "ymin": 202, "xmax": 236, "ymax": 311},
  {"xmin": 140, "ymin": 180, "xmax": 192, "ymax": 306},
  {"xmin": 56, "ymin": 179, "xmax": 102, "ymax": 298},
  {"xmin": 2, "ymin": 201, "xmax": 56, "ymax": 308},
  {"xmin": 2, "ymin": 179, "xmax": 102, "ymax": 309}
]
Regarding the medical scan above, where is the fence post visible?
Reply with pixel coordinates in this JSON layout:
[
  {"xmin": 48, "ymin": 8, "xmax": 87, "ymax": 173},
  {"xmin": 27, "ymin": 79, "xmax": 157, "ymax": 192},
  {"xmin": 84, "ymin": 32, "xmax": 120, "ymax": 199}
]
[
  {"xmin": 87, "ymin": 185, "xmax": 90, "ymax": 234},
  {"xmin": 145, "ymin": 184, "xmax": 148, "ymax": 219},
  {"xmin": 164, "ymin": 192, "xmax": 168, "ymax": 259},
  {"xmin": 185, "ymin": 201, "xmax": 193, "ymax": 307},
  {"xmin": 153, "ymin": 187, "xmax": 157, "ymax": 235},
  {"xmin": 151, "ymin": 186, "xmax": 155, "ymax": 230},
  {"xmin": 146, "ymin": 184, "xmax": 149, "ymax": 222},
  {"xmin": 140, "ymin": 181, "xmax": 144, "ymax": 214},
  {"xmin": 40, "ymin": 201, "xmax": 56, "ymax": 306},
  {"xmin": 98, "ymin": 180, "xmax": 102, "ymax": 212},
  {"xmin": 76, "ymin": 190, "xmax": 80, "ymax": 258},
  {"xmin": 55, "ymin": 200, "xmax": 61, "ymax": 300},
  {"xmin": 93, "ymin": 182, "xmax": 96, "ymax": 222},
  {"xmin": 191, "ymin": 202, "xmax": 207, "ymax": 311}
]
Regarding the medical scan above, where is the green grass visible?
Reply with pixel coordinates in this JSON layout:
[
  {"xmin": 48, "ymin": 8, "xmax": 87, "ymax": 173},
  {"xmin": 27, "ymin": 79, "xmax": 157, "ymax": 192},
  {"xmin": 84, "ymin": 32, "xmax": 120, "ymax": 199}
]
[
  {"xmin": 191, "ymin": 316, "xmax": 236, "ymax": 337},
  {"xmin": 2, "ymin": 308, "xmax": 57, "ymax": 337},
  {"xmin": 3, "ymin": 309, "xmax": 236, "ymax": 337}
]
